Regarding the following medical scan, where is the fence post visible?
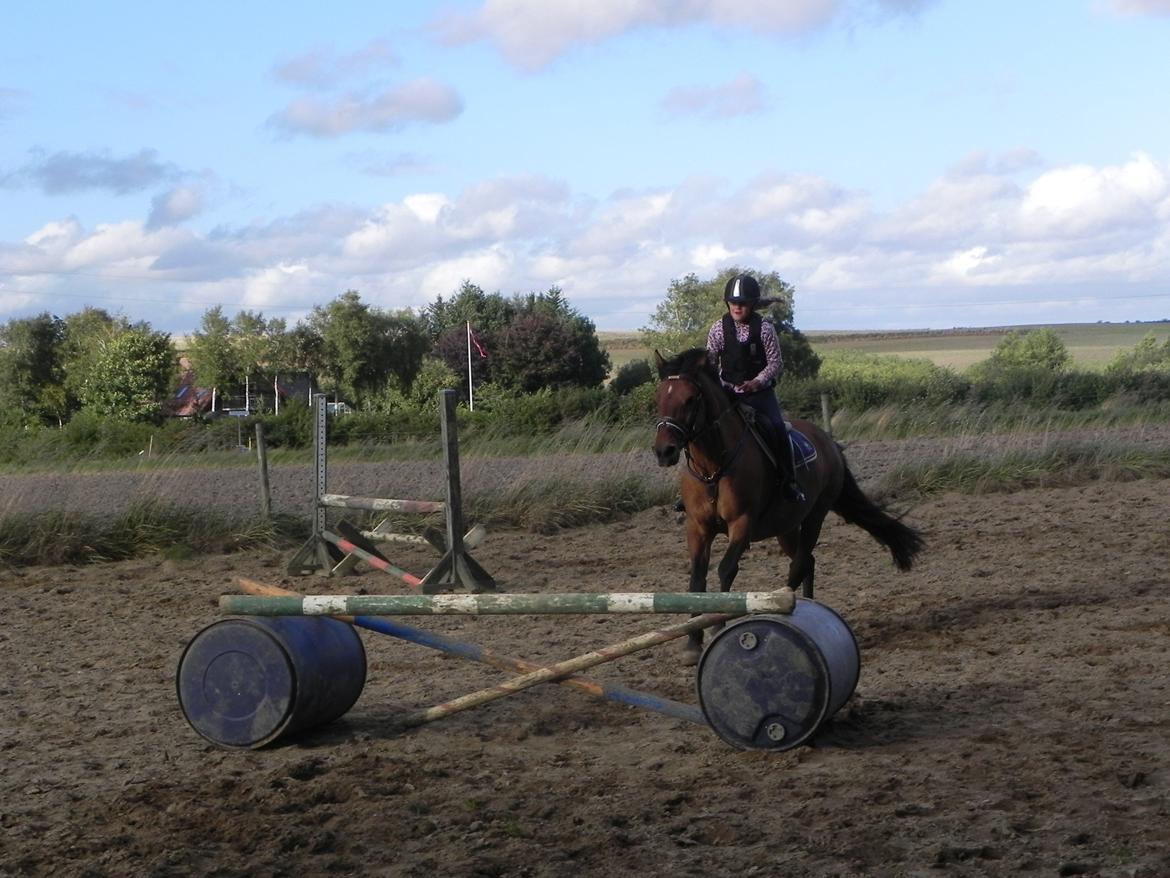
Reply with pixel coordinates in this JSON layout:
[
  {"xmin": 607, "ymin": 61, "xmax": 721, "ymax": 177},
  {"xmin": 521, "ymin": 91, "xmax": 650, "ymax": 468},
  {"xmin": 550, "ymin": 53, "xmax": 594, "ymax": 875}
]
[
  {"xmin": 820, "ymin": 392, "xmax": 833, "ymax": 438},
  {"xmin": 255, "ymin": 422, "xmax": 271, "ymax": 519}
]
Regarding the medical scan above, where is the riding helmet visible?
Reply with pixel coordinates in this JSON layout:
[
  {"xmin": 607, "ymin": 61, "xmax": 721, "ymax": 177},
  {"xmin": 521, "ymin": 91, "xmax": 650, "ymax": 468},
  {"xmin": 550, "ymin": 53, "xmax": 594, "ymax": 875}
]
[{"xmin": 724, "ymin": 274, "xmax": 761, "ymax": 305}]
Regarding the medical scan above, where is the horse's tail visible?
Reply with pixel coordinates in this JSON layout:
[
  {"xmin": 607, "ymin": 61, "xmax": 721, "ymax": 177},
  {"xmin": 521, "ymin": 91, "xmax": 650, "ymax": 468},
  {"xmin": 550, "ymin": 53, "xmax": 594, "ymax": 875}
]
[{"xmin": 832, "ymin": 463, "xmax": 924, "ymax": 571}]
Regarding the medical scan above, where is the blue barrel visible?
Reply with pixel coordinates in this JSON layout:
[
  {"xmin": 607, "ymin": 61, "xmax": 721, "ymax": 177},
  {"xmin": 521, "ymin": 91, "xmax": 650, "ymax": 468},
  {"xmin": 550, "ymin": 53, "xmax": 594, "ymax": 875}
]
[
  {"xmin": 177, "ymin": 616, "xmax": 366, "ymax": 749},
  {"xmin": 696, "ymin": 599, "xmax": 859, "ymax": 751}
]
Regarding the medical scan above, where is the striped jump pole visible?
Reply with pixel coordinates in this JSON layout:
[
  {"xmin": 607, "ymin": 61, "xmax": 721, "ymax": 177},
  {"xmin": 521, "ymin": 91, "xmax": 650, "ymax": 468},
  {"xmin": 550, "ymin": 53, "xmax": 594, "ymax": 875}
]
[
  {"xmin": 321, "ymin": 530, "xmax": 424, "ymax": 589},
  {"xmin": 319, "ymin": 494, "xmax": 445, "ymax": 514},
  {"xmin": 236, "ymin": 578, "xmax": 704, "ymax": 725},
  {"xmin": 220, "ymin": 589, "xmax": 796, "ymax": 617},
  {"xmin": 399, "ymin": 612, "xmax": 735, "ymax": 729}
]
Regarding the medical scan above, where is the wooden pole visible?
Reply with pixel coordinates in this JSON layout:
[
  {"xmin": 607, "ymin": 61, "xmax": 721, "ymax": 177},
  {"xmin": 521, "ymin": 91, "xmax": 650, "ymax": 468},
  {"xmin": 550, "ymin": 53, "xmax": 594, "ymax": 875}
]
[
  {"xmin": 255, "ymin": 422, "xmax": 271, "ymax": 519},
  {"xmin": 401, "ymin": 612, "xmax": 736, "ymax": 728},
  {"xmin": 821, "ymin": 392, "xmax": 833, "ymax": 438},
  {"xmin": 219, "ymin": 588, "xmax": 795, "ymax": 616}
]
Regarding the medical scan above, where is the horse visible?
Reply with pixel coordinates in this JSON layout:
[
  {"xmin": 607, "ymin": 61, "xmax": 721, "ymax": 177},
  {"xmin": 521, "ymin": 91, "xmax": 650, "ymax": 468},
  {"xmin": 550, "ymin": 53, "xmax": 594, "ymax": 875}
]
[{"xmin": 652, "ymin": 348, "xmax": 924, "ymax": 664}]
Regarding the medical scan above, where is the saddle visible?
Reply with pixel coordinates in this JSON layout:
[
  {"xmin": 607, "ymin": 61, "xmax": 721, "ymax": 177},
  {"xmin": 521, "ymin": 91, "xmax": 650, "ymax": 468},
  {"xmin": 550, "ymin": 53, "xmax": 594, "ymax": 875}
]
[{"xmin": 737, "ymin": 405, "xmax": 818, "ymax": 471}]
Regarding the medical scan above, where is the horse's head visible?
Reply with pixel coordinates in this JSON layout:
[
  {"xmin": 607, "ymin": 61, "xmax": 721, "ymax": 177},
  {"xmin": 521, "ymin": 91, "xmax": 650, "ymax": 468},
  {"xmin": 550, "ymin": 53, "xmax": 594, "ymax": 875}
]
[{"xmin": 652, "ymin": 348, "xmax": 712, "ymax": 467}]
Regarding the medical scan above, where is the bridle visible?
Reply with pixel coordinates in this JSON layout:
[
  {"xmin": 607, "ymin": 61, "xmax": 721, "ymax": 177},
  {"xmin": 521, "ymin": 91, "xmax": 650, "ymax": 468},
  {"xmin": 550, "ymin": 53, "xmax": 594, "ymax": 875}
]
[{"xmin": 656, "ymin": 373, "xmax": 748, "ymax": 487}]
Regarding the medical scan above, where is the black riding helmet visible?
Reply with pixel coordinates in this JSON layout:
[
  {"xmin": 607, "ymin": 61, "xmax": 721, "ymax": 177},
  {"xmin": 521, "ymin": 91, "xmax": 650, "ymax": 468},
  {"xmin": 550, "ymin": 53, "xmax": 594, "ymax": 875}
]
[{"xmin": 723, "ymin": 273, "xmax": 761, "ymax": 305}]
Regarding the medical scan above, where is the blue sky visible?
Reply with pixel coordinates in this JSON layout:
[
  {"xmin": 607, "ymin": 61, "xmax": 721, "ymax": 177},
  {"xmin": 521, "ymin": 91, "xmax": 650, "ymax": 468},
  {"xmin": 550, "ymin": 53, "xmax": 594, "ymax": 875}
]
[{"xmin": 2, "ymin": 0, "xmax": 1169, "ymax": 334}]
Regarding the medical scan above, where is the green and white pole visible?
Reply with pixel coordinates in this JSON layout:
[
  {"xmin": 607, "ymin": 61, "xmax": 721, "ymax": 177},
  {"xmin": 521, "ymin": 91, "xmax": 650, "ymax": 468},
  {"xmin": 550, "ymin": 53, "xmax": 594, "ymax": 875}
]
[{"xmin": 220, "ymin": 589, "xmax": 795, "ymax": 617}]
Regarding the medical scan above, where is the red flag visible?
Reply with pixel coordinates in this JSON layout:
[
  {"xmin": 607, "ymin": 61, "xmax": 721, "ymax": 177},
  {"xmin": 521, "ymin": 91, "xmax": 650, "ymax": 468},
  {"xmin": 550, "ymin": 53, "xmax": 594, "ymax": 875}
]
[{"xmin": 469, "ymin": 326, "xmax": 489, "ymax": 359}]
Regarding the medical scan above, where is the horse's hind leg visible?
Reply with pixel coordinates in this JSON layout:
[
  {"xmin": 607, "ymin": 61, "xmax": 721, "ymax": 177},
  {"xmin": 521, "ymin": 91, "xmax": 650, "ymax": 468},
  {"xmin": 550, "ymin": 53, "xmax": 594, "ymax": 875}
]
[{"xmin": 778, "ymin": 511, "xmax": 827, "ymax": 599}]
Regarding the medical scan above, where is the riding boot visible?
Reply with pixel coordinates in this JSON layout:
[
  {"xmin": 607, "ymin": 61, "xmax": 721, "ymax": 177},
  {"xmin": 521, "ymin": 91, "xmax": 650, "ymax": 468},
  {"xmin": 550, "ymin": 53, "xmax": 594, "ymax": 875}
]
[{"xmin": 775, "ymin": 423, "xmax": 806, "ymax": 503}]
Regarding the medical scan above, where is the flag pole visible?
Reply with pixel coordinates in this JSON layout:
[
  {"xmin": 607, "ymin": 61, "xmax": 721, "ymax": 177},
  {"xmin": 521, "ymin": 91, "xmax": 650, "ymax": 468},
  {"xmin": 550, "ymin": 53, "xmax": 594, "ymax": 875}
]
[{"xmin": 466, "ymin": 321, "xmax": 474, "ymax": 412}]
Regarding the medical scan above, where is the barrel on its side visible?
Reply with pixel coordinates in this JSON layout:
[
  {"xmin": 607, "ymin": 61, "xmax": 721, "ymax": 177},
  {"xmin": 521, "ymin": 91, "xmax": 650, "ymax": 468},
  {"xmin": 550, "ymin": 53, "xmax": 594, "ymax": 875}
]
[
  {"xmin": 177, "ymin": 616, "xmax": 366, "ymax": 749},
  {"xmin": 696, "ymin": 598, "xmax": 859, "ymax": 751}
]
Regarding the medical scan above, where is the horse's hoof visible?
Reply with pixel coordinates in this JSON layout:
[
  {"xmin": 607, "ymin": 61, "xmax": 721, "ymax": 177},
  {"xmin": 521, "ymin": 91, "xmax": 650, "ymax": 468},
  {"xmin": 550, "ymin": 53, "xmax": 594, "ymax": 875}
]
[{"xmin": 681, "ymin": 645, "xmax": 701, "ymax": 667}]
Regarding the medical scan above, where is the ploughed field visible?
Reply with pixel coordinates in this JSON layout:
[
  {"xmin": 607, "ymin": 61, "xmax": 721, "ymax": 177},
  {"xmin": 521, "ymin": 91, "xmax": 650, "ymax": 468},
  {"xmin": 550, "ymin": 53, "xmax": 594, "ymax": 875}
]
[{"xmin": 1, "ymin": 435, "xmax": 1169, "ymax": 876}]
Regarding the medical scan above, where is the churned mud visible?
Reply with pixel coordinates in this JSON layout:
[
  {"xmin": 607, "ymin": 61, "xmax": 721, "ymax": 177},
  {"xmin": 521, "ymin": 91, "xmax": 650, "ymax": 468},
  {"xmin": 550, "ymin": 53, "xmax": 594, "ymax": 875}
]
[{"xmin": 2, "ymin": 474, "xmax": 1169, "ymax": 876}]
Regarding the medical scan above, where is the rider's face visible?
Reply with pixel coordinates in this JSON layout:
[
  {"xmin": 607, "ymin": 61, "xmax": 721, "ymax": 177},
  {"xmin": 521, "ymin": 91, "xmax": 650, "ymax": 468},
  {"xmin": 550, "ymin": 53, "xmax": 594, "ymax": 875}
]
[{"xmin": 728, "ymin": 302, "xmax": 752, "ymax": 322}]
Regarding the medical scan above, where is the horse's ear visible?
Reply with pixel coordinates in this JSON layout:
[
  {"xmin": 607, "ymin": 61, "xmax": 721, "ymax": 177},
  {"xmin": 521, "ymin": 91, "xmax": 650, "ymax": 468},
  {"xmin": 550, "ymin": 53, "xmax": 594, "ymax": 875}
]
[
  {"xmin": 696, "ymin": 350, "xmax": 708, "ymax": 367},
  {"xmin": 653, "ymin": 349, "xmax": 666, "ymax": 376}
]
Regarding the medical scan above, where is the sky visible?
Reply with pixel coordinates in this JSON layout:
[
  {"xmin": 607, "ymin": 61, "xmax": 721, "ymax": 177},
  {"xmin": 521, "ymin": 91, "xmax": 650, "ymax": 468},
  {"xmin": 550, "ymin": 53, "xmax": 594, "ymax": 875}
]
[{"xmin": 2, "ymin": 0, "xmax": 1169, "ymax": 335}]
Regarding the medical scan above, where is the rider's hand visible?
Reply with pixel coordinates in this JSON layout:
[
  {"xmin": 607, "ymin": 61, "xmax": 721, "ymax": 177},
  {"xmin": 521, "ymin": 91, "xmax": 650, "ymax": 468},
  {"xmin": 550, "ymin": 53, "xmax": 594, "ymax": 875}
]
[{"xmin": 739, "ymin": 379, "xmax": 761, "ymax": 393}]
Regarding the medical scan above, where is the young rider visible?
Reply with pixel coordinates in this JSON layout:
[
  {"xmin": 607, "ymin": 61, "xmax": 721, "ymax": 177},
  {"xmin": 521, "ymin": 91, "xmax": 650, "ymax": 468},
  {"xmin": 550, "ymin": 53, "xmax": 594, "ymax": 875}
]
[{"xmin": 706, "ymin": 273, "xmax": 805, "ymax": 503}]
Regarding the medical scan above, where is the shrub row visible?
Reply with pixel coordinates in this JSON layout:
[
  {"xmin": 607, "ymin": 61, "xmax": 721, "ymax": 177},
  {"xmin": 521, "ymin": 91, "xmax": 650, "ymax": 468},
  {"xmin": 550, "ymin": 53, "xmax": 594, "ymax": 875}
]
[{"xmin": 4, "ymin": 352, "xmax": 1170, "ymax": 466}]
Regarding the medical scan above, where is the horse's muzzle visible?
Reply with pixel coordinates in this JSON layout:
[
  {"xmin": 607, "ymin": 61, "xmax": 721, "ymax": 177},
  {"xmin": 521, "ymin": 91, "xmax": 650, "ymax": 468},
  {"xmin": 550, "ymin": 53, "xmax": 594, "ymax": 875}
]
[{"xmin": 654, "ymin": 441, "xmax": 680, "ymax": 467}]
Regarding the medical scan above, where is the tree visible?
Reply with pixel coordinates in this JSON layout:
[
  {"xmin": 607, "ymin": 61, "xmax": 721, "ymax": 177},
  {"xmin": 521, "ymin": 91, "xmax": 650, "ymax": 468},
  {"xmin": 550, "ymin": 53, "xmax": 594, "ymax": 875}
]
[
  {"xmin": 305, "ymin": 291, "xmax": 429, "ymax": 407},
  {"xmin": 187, "ymin": 306, "xmax": 242, "ymax": 404},
  {"xmin": 231, "ymin": 311, "xmax": 290, "ymax": 380},
  {"xmin": 78, "ymin": 327, "xmax": 177, "ymax": 421},
  {"xmin": 60, "ymin": 308, "xmax": 132, "ymax": 415},
  {"xmin": 0, "ymin": 312, "xmax": 67, "ymax": 425},
  {"xmin": 434, "ymin": 324, "xmax": 492, "ymax": 388},
  {"xmin": 493, "ymin": 311, "xmax": 599, "ymax": 392},
  {"xmin": 640, "ymin": 268, "xmax": 820, "ymax": 379},
  {"xmin": 423, "ymin": 281, "xmax": 517, "ymax": 339}
]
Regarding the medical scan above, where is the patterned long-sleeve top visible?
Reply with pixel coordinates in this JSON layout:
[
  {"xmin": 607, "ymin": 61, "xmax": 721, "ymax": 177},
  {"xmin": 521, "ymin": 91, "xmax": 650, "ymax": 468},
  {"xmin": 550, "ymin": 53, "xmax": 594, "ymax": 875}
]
[{"xmin": 706, "ymin": 317, "xmax": 784, "ymax": 389}]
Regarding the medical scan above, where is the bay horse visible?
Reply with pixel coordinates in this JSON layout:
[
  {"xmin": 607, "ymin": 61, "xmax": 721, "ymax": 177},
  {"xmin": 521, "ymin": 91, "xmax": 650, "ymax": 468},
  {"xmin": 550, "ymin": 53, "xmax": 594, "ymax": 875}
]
[{"xmin": 652, "ymin": 348, "xmax": 924, "ymax": 663}]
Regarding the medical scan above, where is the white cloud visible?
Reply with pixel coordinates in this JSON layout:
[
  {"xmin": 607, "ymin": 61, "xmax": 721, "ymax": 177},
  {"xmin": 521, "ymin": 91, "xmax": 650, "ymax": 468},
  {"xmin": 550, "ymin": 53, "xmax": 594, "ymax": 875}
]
[
  {"xmin": 432, "ymin": 0, "xmax": 929, "ymax": 70},
  {"xmin": 273, "ymin": 40, "xmax": 400, "ymax": 89},
  {"xmin": 147, "ymin": 185, "xmax": 205, "ymax": 229},
  {"xmin": 268, "ymin": 78, "xmax": 463, "ymax": 137},
  {"xmin": 1018, "ymin": 153, "xmax": 1168, "ymax": 238},
  {"xmin": 661, "ymin": 73, "xmax": 769, "ymax": 119},
  {"xmin": 1106, "ymin": 0, "xmax": 1170, "ymax": 15},
  {"xmin": 4, "ymin": 152, "xmax": 1169, "ymax": 331}
]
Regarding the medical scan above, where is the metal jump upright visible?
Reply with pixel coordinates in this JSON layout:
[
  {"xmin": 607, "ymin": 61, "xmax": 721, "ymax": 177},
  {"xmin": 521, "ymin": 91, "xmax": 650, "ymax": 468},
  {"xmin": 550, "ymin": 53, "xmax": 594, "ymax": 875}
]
[{"xmin": 287, "ymin": 390, "xmax": 494, "ymax": 592}]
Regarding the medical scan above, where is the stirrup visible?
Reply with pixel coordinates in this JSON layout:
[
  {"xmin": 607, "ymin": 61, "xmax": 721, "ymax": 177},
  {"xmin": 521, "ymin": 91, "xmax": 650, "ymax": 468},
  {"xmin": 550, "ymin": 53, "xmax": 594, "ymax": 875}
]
[{"xmin": 782, "ymin": 481, "xmax": 805, "ymax": 503}]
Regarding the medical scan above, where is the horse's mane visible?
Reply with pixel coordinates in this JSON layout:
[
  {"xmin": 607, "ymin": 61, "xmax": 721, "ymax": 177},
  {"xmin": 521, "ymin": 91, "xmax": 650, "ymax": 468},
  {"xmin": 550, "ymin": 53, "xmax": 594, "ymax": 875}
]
[
  {"xmin": 657, "ymin": 348, "xmax": 733, "ymax": 410},
  {"xmin": 658, "ymin": 347, "xmax": 718, "ymax": 381}
]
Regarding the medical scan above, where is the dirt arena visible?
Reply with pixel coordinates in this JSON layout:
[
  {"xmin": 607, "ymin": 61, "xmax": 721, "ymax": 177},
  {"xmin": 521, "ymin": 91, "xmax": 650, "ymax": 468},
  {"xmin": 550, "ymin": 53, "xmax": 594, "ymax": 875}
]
[{"xmin": 2, "ymin": 471, "xmax": 1169, "ymax": 876}]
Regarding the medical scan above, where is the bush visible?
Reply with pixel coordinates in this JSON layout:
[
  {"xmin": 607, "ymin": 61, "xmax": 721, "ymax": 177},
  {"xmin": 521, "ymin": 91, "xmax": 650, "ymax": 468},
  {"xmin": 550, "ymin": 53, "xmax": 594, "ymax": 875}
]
[
  {"xmin": 62, "ymin": 409, "xmax": 157, "ymax": 456},
  {"xmin": 812, "ymin": 352, "xmax": 968, "ymax": 411},
  {"xmin": 610, "ymin": 359, "xmax": 654, "ymax": 395}
]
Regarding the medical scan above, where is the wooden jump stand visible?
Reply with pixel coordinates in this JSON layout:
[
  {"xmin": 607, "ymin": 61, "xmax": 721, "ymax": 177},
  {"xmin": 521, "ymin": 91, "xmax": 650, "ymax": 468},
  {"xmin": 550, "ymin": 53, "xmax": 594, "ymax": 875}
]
[{"xmin": 287, "ymin": 390, "xmax": 495, "ymax": 593}]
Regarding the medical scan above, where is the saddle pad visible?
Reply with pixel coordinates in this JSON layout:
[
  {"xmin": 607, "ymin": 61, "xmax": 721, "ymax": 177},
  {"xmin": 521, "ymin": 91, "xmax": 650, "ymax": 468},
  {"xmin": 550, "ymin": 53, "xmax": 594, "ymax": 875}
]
[{"xmin": 785, "ymin": 423, "xmax": 818, "ymax": 469}]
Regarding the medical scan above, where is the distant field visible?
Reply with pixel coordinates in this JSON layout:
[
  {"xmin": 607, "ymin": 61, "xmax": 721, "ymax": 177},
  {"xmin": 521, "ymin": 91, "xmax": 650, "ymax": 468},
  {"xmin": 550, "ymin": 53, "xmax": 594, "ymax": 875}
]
[
  {"xmin": 600, "ymin": 323, "xmax": 1170, "ymax": 373},
  {"xmin": 597, "ymin": 332, "xmax": 648, "ymax": 371}
]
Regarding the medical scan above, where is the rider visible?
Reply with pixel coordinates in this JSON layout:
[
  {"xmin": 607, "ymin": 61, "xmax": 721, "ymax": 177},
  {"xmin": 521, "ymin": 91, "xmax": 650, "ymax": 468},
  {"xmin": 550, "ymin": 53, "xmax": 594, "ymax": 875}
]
[{"xmin": 707, "ymin": 273, "xmax": 805, "ymax": 503}]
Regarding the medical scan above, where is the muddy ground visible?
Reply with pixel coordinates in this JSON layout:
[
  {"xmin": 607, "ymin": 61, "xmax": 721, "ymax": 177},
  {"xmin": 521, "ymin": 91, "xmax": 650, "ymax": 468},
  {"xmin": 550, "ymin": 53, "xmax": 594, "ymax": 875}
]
[{"xmin": 1, "ymin": 469, "xmax": 1169, "ymax": 876}]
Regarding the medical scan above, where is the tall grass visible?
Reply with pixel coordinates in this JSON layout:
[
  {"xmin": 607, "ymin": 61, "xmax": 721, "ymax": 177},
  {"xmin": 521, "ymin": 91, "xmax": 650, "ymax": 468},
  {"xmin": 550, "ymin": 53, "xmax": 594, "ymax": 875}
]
[
  {"xmin": 828, "ymin": 398, "xmax": 1170, "ymax": 441},
  {"xmin": 0, "ymin": 501, "xmax": 303, "ymax": 567},
  {"xmin": 881, "ymin": 444, "xmax": 1170, "ymax": 499}
]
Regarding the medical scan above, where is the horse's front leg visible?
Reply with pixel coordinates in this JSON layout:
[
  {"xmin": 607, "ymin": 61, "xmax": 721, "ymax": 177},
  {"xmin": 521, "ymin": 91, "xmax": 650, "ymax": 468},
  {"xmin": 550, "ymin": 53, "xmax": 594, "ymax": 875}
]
[
  {"xmin": 707, "ymin": 517, "xmax": 751, "ymax": 641},
  {"xmin": 717, "ymin": 517, "xmax": 752, "ymax": 594},
  {"xmin": 682, "ymin": 515, "xmax": 713, "ymax": 666}
]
